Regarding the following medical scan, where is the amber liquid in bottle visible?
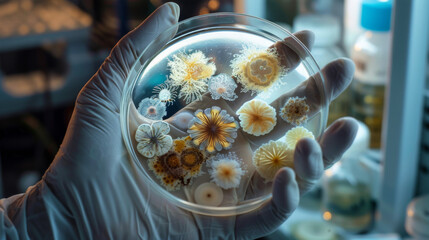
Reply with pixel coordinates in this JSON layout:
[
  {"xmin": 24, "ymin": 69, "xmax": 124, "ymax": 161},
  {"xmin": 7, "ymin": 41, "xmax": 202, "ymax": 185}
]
[
  {"xmin": 351, "ymin": 80, "xmax": 384, "ymax": 148},
  {"xmin": 328, "ymin": 86, "xmax": 352, "ymax": 125}
]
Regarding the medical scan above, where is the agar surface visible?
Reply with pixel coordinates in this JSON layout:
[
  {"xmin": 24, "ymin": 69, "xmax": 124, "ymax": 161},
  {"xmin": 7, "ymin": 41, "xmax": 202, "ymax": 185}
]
[
  {"xmin": 135, "ymin": 121, "xmax": 173, "ymax": 158},
  {"xmin": 236, "ymin": 99, "xmax": 277, "ymax": 136},
  {"xmin": 167, "ymin": 51, "xmax": 216, "ymax": 103},
  {"xmin": 253, "ymin": 140, "xmax": 294, "ymax": 182},
  {"xmin": 207, "ymin": 73, "xmax": 238, "ymax": 101},
  {"xmin": 207, "ymin": 152, "xmax": 245, "ymax": 189},
  {"xmin": 280, "ymin": 97, "xmax": 310, "ymax": 126},
  {"xmin": 149, "ymin": 136, "xmax": 207, "ymax": 191},
  {"xmin": 152, "ymin": 82, "xmax": 178, "ymax": 106},
  {"xmin": 230, "ymin": 46, "xmax": 283, "ymax": 93},
  {"xmin": 187, "ymin": 106, "xmax": 239, "ymax": 153},
  {"xmin": 284, "ymin": 126, "xmax": 315, "ymax": 150},
  {"xmin": 137, "ymin": 98, "xmax": 167, "ymax": 120}
]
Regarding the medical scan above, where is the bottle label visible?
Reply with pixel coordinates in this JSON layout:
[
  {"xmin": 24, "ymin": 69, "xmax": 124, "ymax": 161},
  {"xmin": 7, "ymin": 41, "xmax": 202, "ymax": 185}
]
[
  {"xmin": 353, "ymin": 58, "xmax": 387, "ymax": 85},
  {"xmin": 351, "ymin": 34, "xmax": 390, "ymax": 85}
]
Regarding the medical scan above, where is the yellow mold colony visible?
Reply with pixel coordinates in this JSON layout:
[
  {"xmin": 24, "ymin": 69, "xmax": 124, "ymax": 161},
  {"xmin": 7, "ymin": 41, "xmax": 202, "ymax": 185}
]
[
  {"xmin": 148, "ymin": 136, "xmax": 207, "ymax": 191},
  {"xmin": 187, "ymin": 106, "xmax": 239, "ymax": 153},
  {"xmin": 253, "ymin": 140, "xmax": 294, "ymax": 182},
  {"xmin": 285, "ymin": 126, "xmax": 315, "ymax": 150},
  {"xmin": 149, "ymin": 151, "xmax": 185, "ymax": 191},
  {"xmin": 236, "ymin": 99, "xmax": 276, "ymax": 136},
  {"xmin": 280, "ymin": 97, "xmax": 310, "ymax": 126},
  {"xmin": 168, "ymin": 51, "xmax": 216, "ymax": 103},
  {"xmin": 173, "ymin": 136, "xmax": 191, "ymax": 152},
  {"xmin": 231, "ymin": 46, "xmax": 282, "ymax": 93},
  {"xmin": 180, "ymin": 148, "xmax": 205, "ymax": 176}
]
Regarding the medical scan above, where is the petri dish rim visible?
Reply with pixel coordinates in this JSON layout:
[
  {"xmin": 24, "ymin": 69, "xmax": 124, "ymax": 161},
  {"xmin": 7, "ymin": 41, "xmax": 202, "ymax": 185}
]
[{"xmin": 120, "ymin": 12, "xmax": 328, "ymax": 216}]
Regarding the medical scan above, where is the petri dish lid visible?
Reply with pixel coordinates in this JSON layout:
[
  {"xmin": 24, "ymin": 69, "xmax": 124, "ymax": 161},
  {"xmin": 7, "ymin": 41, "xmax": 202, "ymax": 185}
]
[{"xmin": 120, "ymin": 13, "xmax": 328, "ymax": 216}]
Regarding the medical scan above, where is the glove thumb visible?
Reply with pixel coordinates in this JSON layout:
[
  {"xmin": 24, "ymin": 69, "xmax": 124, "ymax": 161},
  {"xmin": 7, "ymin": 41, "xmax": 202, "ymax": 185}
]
[{"xmin": 78, "ymin": 2, "xmax": 180, "ymax": 111}]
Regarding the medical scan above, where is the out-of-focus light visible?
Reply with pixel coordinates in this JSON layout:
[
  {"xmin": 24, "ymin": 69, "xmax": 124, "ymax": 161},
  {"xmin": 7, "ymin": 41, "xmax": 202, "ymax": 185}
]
[
  {"xmin": 199, "ymin": 7, "xmax": 210, "ymax": 15},
  {"xmin": 407, "ymin": 209, "xmax": 414, "ymax": 217},
  {"xmin": 20, "ymin": 0, "xmax": 33, "ymax": 11},
  {"xmin": 324, "ymin": 168, "xmax": 333, "ymax": 177},
  {"xmin": 34, "ymin": 23, "xmax": 46, "ymax": 33},
  {"xmin": 365, "ymin": 31, "xmax": 373, "ymax": 38},
  {"xmin": 208, "ymin": 0, "xmax": 220, "ymax": 11},
  {"xmin": 323, "ymin": 211, "xmax": 332, "ymax": 221},
  {"xmin": 49, "ymin": 22, "xmax": 61, "ymax": 31},
  {"xmin": 354, "ymin": 45, "xmax": 362, "ymax": 52},
  {"xmin": 18, "ymin": 25, "xmax": 30, "ymax": 35},
  {"xmin": 150, "ymin": 0, "xmax": 162, "ymax": 6},
  {"xmin": 80, "ymin": 15, "xmax": 92, "ymax": 26}
]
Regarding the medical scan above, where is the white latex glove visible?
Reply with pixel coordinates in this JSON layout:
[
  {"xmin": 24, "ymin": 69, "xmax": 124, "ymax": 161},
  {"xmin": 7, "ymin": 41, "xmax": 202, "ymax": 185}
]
[{"xmin": 0, "ymin": 3, "xmax": 358, "ymax": 239}]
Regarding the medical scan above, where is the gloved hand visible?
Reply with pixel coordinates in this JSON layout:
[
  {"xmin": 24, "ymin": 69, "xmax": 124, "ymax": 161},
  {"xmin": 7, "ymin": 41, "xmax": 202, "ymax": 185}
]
[{"xmin": 0, "ymin": 2, "xmax": 358, "ymax": 239}]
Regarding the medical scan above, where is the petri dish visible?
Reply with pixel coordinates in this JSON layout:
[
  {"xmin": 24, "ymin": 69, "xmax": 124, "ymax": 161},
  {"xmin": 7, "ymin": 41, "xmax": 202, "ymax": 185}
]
[{"xmin": 120, "ymin": 13, "xmax": 328, "ymax": 216}]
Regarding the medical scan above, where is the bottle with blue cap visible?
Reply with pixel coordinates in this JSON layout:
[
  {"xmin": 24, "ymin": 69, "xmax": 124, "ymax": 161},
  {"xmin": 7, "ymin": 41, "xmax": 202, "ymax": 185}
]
[{"xmin": 351, "ymin": 0, "xmax": 392, "ymax": 149}]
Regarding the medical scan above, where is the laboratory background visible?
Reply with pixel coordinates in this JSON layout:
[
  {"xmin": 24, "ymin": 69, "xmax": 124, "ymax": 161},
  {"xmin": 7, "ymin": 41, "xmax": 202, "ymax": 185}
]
[{"xmin": 0, "ymin": 0, "xmax": 428, "ymax": 239}]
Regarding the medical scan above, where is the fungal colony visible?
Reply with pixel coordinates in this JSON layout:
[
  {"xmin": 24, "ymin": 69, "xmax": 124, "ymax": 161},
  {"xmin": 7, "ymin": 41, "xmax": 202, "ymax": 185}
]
[
  {"xmin": 148, "ymin": 136, "xmax": 207, "ymax": 191},
  {"xmin": 207, "ymin": 152, "xmax": 245, "ymax": 189},
  {"xmin": 207, "ymin": 73, "xmax": 238, "ymax": 101},
  {"xmin": 280, "ymin": 97, "xmax": 310, "ymax": 126},
  {"xmin": 167, "ymin": 51, "xmax": 216, "ymax": 103},
  {"xmin": 135, "ymin": 121, "xmax": 172, "ymax": 158},
  {"xmin": 231, "ymin": 46, "xmax": 284, "ymax": 94},
  {"xmin": 137, "ymin": 98, "xmax": 167, "ymax": 120},
  {"xmin": 285, "ymin": 126, "xmax": 315, "ymax": 150},
  {"xmin": 152, "ymin": 82, "xmax": 178, "ymax": 106},
  {"xmin": 187, "ymin": 106, "xmax": 238, "ymax": 153},
  {"xmin": 253, "ymin": 140, "xmax": 293, "ymax": 182},
  {"xmin": 194, "ymin": 182, "xmax": 224, "ymax": 206},
  {"xmin": 237, "ymin": 99, "xmax": 276, "ymax": 136}
]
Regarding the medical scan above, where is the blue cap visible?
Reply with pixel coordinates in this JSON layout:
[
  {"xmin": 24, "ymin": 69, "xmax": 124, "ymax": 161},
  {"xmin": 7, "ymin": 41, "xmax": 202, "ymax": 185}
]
[{"xmin": 361, "ymin": 0, "xmax": 392, "ymax": 32}]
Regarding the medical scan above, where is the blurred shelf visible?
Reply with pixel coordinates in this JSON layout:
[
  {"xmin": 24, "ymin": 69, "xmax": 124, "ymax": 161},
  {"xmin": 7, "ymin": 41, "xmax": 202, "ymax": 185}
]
[
  {"xmin": 264, "ymin": 196, "xmax": 401, "ymax": 240},
  {"xmin": 0, "ymin": 0, "xmax": 92, "ymax": 51},
  {"xmin": 0, "ymin": 0, "xmax": 108, "ymax": 117}
]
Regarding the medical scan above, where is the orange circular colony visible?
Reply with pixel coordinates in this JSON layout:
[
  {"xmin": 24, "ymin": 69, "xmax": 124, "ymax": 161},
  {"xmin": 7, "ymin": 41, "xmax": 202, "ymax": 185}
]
[{"xmin": 244, "ymin": 53, "xmax": 279, "ymax": 87}]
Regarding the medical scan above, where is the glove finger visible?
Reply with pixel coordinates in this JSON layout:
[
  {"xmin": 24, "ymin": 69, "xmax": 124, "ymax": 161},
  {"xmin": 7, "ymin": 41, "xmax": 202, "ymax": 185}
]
[
  {"xmin": 235, "ymin": 168, "xmax": 299, "ymax": 239},
  {"xmin": 78, "ymin": 2, "xmax": 179, "ymax": 115},
  {"xmin": 319, "ymin": 117, "xmax": 359, "ymax": 169},
  {"xmin": 293, "ymin": 138, "xmax": 323, "ymax": 195},
  {"xmin": 78, "ymin": 3, "xmax": 179, "ymax": 124},
  {"xmin": 271, "ymin": 30, "xmax": 315, "ymax": 70},
  {"xmin": 245, "ymin": 58, "xmax": 355, "ymax": 148}
]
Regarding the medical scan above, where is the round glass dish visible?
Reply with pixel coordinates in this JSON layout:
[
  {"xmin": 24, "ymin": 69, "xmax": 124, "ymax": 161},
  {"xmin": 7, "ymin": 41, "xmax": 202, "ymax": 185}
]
[{"xmin": 121, "ymin": 13, "xmax": 328, "ymax": 216}]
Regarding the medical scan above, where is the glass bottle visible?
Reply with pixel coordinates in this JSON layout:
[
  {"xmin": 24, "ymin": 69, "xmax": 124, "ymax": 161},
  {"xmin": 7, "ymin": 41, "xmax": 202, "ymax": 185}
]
[
  {"xmin": 322, "ymin": 121, "xmax": 373, "ymax": 233},
  {"xmin": 350, "ymin": 0, "xmax": 392, "ymax": 149}
]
